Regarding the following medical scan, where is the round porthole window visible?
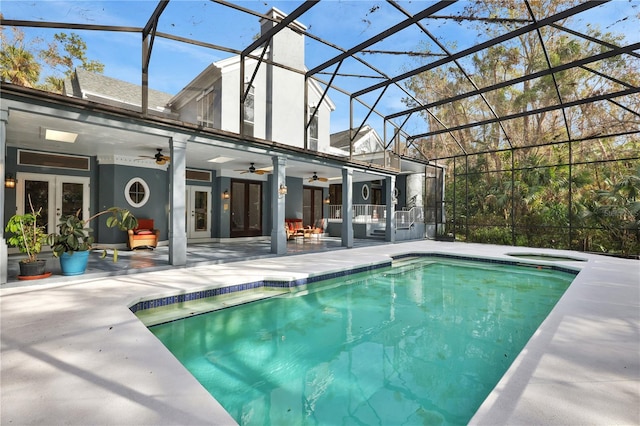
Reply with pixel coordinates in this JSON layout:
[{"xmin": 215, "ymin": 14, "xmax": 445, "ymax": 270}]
[
  {"xmin": 125, "ymin": 177, "xmax": 150, "ymax": 208},
  {"xmin": 361, "ymin": 184, "xmax": 370, "ymax": 201}
]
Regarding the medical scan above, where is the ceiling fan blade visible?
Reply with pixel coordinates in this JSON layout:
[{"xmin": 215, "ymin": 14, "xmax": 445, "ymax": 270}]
[{"xmin": 317, "ymin": 177, "xmax": 328, "ymax": 182}]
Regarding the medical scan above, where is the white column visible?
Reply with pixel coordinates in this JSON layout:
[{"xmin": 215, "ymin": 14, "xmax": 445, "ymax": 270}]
[
  {"xmin": 406, "ymin": 173, "xmax": 424, "ymax": 208},
  {"xmin": 169, "ymin": 138, "xmax": 187, "ymax": 266},
  {"xmin": 385, "ymin": 175, "xmax": 396, "ymax": 243},
  {"xmin": 341, "ymin": 167, "xmax": 353, "ymax": 248},
  {"xmin": 271, "ymin": 156, "xmax": 287, "ymax": 254},
  {"xmin": 1, "ymin": 107, "xmax": 8, "ymax": 284}
]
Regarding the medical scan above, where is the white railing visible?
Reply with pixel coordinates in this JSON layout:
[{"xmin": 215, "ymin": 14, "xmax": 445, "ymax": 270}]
[
  {"xmin": 328, "ymin": 204, "xmax": 423, "ymax": 229},
  {"xmin": 328, "ymin": 204, "xmax": 386, "ymax": 223},
  {"xmin": 395, "ymin": 206, "xmax": 424, "ymax": 230}
]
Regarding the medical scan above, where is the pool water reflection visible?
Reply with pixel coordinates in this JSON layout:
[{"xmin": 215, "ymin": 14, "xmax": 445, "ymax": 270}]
[{"xmin": 150, "ymin": 259, "xmax": 575, "ymax": 425}]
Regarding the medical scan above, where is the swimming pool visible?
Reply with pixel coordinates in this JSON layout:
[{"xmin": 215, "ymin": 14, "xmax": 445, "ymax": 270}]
[{"xmin": 149, "ymin": 257, "xmax": 575, "ymax": 425}]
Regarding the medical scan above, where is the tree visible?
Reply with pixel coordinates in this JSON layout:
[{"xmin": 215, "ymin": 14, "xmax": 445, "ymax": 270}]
[
  {"xmin": 0, "ymin": 15, "xmax": 104, "ymax": 92},
  {"xmin": 39, "ymin": 32, "xmax": 105, "ymax": 92},
  {"xmin": 0, "ymin": 26, "xmax": 41, "ymax": 87},
  {"xmin": 401, "ymin": 0, "xmax": 639, "ymax": 254},
  {"xmin": 580, "ymin": 167, "xmax": 640, "ymax": 257}
]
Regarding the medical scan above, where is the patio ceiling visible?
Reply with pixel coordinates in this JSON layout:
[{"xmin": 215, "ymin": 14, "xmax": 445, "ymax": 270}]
[
  {"xmin": 3, "ymin": 100, "xmax": 349, "ymax": 182},
  {"xmin": 1, "ymin": 0, "xmax": 638, "ymax": 165}
]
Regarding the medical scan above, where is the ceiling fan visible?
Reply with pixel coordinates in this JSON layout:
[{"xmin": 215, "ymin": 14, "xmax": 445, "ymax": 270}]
[
  {"xmin": 139, "ymin": 148, "xmax": 170, "ymax": 165},
  {"xmin": 307, "ymin": 172, "xmax": 328, "ymax": 182},
  {"xmin": 235, "ymin": 163, "xmax": 270, "ymax": 175}
]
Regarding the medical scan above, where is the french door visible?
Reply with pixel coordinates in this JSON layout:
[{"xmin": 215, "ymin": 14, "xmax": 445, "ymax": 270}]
[
  {"xmin": 230, "ymin": 179, "xmax": 262, "ymax": 237},
  {"xmin": 16, "ymin": 172, "xmax": 90, "ymax": 236},
  {"xmin": 186, "ymin": 185, "xmax": 211, "ymax": 240},
  {"xmin": 303, "ymin": 186, "xmax": 323, "ymax": 228}
]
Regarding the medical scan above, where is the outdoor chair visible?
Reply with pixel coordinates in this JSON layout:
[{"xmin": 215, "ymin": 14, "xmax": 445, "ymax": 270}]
[{"xmin": 128, "ymin": 218, "xmax": 160, "ymax": 250}]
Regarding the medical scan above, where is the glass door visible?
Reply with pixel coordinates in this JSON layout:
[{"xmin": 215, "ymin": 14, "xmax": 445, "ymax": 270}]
[
  {"xmin": 230, "ymin": 179, "xmax": 262, "ymax": 237},
  {"xmin": 303, "ymin": 187, "xmax": 324, "ymax": 228},
  {"xmin": 186, "ymin": 185, "xmax": 211, "ymax": 240},
  {"xmin": 16, "ymin": 172, "xmax": 90, "ymax": 236}
]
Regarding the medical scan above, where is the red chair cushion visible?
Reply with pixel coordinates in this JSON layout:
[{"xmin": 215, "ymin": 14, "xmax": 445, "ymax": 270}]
[{"xmin": 136, "ymin": 219, "xmax": 154, "ymax": 229}]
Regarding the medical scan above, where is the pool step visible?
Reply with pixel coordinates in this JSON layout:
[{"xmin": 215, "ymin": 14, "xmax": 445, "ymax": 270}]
[
  {"xmin": 391, "ymin": 256, "xmax": 437, "ymax": 268},
  {"xmin": 370, "ymin": 229, "xmax": 386, "ymax": 239}
]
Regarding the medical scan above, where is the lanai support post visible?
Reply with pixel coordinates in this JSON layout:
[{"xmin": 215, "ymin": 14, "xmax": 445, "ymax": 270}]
[
  {"xmin": 341, "ymin": 167, "xmax": 354, "ymax": 248},
  {"xmin": 169, "ymin": 138, "xmax": 187, "ymax": 266},
  {"xmin": 271, "ymin": 156, "xmax": 287, "ymax": 255},
  {"xmin": 0, "ymin": 107, "xmax": 8, "ymax": 284},
  {"xmin": 385, "ymin": 175, "xmax": 396, "ymax": 243}
]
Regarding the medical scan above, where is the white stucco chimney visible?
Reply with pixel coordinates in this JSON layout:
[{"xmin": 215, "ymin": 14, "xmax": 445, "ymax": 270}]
[
  {"xmin": 259, "ymin": 7, "xmax": 308, "ymax": 147},
  {"xmin": 259, "ymin": 7, "xmax": 306, "ymax": 70}
]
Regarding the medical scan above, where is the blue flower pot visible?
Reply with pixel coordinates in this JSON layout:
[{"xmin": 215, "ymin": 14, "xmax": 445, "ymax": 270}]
[{"xmin": 59, "ymin": 251, "xmax": 90, "ymax": 276}]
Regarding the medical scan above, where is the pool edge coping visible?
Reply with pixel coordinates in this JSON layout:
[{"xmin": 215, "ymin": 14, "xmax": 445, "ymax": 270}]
[{"xmin": 130, "ymin": 251, "xmax": 581, "ymax": 322}]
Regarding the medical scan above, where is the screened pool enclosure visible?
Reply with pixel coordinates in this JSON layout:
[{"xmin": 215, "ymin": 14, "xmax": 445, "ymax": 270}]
[{"xmin": 1, "ymin": 0, "xmax": 638, "ymax": 256}]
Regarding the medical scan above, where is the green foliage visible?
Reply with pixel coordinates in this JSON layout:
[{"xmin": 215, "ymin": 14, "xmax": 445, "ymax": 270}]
[
  {"xmin": 0, "ymin": 17, "xmax": 104, "ymax": 92},
  {"xmin": 48, "ymin": 207, "xmax": 138, "ymax": 261},
  {"xmin": 405, "ymin": 0, "xmax": 638, "ymax": 256},
  {"xmin": 5, "ymin": 204, "xmax": 47, "ymax": 263},
  {"xmin": 39, "ymin": 32, "xmax": 105, "ymax": 91},
  {"xmin": 579, "ymin": 167, "xmax": 640, "ymax": 257},
  {"xmin": 0, "ymin": 26, "xmax": 41, "ymax": 87},
  {"xmin": 469, "ymin": 226, "xmax": 512, "ymax": 245}
]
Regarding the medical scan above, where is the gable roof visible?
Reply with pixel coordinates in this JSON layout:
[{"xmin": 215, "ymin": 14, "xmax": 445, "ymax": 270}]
[
  {"xmin": 330, "ymin": 124, "xmax": 384, "ymax": 154},
  {"xmin": 63, "ymin": 69, "xmax": 173, "ymax": 113}
]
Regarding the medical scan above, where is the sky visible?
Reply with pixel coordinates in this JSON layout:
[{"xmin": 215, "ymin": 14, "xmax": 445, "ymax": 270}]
[{"xmin": 1, "ymin": 0, "xmax": 638, "ymax": 135}]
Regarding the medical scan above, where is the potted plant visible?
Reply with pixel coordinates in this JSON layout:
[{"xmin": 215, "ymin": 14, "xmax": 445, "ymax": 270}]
[
  {"xmin": 5, "ymin": 197, "xmax": 49, "ymax": 279},
  {"xmin": 48, "ymin": 207, "xmax": 138, "ymax": 276}
]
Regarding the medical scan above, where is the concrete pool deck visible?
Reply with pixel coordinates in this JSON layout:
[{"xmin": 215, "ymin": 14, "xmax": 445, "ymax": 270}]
[{"xmin": 1, "ymin": 240, "xmax": 638, "ymax": 425}]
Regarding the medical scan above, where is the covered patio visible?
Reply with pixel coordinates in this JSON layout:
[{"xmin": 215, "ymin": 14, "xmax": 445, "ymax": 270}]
[{"xmin": 3, "ymin": 236, "xmax": 389, "ymax": 286}]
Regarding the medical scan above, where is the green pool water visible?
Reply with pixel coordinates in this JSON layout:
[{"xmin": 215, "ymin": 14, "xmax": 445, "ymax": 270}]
[{"xmin": 150, "ymin": 258, "xmax": 575, "ymax": 425}]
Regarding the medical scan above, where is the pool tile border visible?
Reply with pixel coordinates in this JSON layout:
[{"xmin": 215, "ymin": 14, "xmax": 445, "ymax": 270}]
[
  {"xmin": 129, "ymin": 253, "xmax": 579, "ymax": 315},
  {"xmin": 392, "ymin": 252, "xmax": 581, "ymax": 275},
  {"xmin": 129, "ymin": 261, "xmax": 391, "ymax": 314}
]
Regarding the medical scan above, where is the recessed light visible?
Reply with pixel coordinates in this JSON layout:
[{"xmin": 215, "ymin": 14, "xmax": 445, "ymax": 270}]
[
  {"xmin": 45, "ymin": 129, "xmax": 78, "ymax": 143},
  {"xmin": 207, "ymin": 156, "xmax": 234, "ymax": 163}
]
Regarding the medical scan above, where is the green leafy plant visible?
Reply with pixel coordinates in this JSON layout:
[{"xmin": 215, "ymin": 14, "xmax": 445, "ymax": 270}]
[
  {"xmin": 5, "ymin": 196, "xmax": 46, "ymax": 263},
  {"xmin": 48, "ymin": 207, "xmax": 138, "ymax": 261}
]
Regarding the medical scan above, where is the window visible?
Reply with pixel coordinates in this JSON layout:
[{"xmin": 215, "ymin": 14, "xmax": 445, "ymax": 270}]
[
  {"xmin": 18, "ymin": 150, "xmax": 90, "ymax": 171},
  {"xmin": 197, "ymin": 88, "xmax": 217, "ymax": 128},
  {"xmin": 125, "ymin": 177, "xmax": 150, "ymax": 208},
  {"xmin": 308, "ymin": 106, "xmax": 318, "ymax": 151},
  {"xmin": 243, "ymin": 83, "xmax": 254, "ymax": 137},
  {"xmin": 361, "ymin": 184, "xmax": 370, "ymax": 201},
  {"xmin": 186, "ymin": 169, "xmax": 212, "ymax": 182}
]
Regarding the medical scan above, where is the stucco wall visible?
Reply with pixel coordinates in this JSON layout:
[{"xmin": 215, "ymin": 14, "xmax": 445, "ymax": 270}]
[{"xmin": 96, "ymin": 164, "xmax": 169, "ymax": 244}]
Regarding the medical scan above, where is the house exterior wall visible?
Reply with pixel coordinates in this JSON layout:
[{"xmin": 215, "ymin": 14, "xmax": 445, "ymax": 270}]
[
  {"xmin": 285, "ymin": 176, "xmax": 304, "ymax": 219},
  {"xmin": 218, "ymin": 60, "xmax": 268, "ymax": 137},
  {"xmin": 269, "ymin": 65, "xmax": 304, "ymax": 148},
  {"xmin": 217, "ymin": 176, "xmax": 232, "ymax": 238},
  {"xmin": 96, "ymin": 164, "xmax": 169, "ymax": 244},
  {"xmin": 315, "ymin": 95, "xmax": 332, "ymax": 154},
  {"xmin": 6, "ymin": 153, "xmax": 181, "ymax": 246},
  {"xmin": 171, "ymin": 8, "xmax": 332, "ymax": 152}
]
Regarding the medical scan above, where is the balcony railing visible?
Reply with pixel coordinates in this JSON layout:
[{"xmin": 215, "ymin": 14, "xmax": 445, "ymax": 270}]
[
  {"xmin": 328, "ymin": 204, "xmax": 424, "ymax": 229},
  {"xmin": 328, "ymin": 204, "xmax": 386, "ymax": 223},
  {"xmin": 395, "ymin": 206, "xmax": 424, "ymax": 229}
]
